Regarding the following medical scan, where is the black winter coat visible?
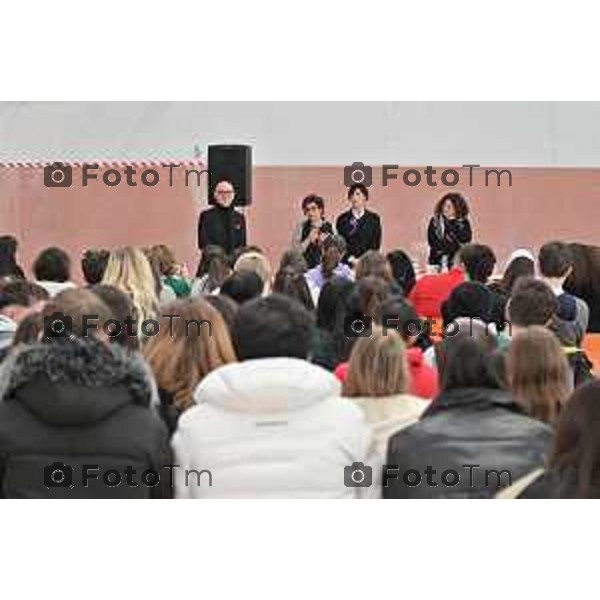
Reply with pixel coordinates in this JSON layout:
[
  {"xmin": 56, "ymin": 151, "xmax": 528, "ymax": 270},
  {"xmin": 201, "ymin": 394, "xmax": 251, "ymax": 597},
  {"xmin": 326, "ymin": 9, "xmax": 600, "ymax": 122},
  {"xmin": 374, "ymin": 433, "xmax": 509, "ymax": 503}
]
[
  {"xmin": 157, "ymin": 387, "xmax": 186, "ymax": 436},
  {"xmin": 384, "ymin": 387, "xmax": 552, "ymax": 499},
  {"xmin": 0, "ymin": 338, "xmax": 172, "ymax": 498},
  {"xmin": 197, "ymin": 205, "xmax": 247, "ymax": 255}
]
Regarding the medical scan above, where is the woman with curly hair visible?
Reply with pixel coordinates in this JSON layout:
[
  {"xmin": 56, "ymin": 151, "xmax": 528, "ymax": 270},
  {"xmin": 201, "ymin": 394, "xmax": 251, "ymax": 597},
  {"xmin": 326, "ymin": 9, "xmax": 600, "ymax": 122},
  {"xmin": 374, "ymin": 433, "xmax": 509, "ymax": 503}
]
[{"xmin": 427, "ymin": 192, "xmax": 473, "ymax": 270}]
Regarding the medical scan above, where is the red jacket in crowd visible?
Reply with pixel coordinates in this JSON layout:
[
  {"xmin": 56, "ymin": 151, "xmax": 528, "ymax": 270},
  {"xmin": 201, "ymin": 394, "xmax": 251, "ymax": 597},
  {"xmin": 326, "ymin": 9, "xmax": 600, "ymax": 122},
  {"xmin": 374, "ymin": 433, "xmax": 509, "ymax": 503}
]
[
  {"xmin": 334, "ymin": 346, "xmax": 439, "ymax": 400},
  {"xmin": 408, "ymin": 266, "xmax": 465, "ymax": 320}
]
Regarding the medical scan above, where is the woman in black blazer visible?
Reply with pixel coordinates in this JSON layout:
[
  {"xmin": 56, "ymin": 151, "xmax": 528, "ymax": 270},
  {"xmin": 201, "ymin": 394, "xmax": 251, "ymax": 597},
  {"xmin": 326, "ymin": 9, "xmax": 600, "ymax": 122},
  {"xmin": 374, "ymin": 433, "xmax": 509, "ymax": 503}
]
[
  {"xmin": 335, "ymin": 184, "xmax": 382, "ymax": 264},
  {"xmin": 427, "ymin": 192, "xmax": 472, "ymax": 269}
]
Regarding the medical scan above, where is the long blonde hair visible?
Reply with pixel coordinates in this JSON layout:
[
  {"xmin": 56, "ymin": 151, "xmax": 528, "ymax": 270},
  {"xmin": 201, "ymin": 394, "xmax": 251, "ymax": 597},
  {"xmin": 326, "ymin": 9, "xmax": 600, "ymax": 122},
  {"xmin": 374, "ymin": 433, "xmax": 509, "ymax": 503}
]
[
  {"xmin": 102, "ymin": 247, "xmax": 159, "ymax": 329},
  {"xmin": 343, "ymin": 327, "xmax": 410, "ymax": 397}
]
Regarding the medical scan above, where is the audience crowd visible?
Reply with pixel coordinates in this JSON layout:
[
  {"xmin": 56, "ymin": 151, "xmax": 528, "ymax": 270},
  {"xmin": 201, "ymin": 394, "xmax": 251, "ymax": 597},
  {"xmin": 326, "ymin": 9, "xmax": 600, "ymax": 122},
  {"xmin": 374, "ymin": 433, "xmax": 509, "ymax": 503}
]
[{"xmin": 1, "ymin": 192, "xmax": 600, "ymax": 499}]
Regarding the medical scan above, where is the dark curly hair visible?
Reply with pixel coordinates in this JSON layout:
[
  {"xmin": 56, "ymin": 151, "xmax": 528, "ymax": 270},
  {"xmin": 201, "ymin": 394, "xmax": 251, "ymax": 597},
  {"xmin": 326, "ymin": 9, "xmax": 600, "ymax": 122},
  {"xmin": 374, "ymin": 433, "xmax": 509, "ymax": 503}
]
[{"xmin": 434, "ymin": 193, "xmax": 470, "ymax": 219}]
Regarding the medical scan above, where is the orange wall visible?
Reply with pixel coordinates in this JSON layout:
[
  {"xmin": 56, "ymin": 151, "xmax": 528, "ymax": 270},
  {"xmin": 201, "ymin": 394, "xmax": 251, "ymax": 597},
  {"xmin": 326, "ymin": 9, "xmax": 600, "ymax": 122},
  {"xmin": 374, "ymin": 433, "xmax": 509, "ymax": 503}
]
[{"xmin": 2, "ymin": 164, "xmax": 600, "ymax": 279}]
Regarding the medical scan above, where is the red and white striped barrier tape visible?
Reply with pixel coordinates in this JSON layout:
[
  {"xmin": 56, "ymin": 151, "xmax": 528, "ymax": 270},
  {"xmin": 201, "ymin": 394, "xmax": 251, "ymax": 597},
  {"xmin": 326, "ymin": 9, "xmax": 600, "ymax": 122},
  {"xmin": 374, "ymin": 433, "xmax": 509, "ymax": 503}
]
[{"xmin": 0, "ymin": 159, "xmax": 206, "ymax": 168}]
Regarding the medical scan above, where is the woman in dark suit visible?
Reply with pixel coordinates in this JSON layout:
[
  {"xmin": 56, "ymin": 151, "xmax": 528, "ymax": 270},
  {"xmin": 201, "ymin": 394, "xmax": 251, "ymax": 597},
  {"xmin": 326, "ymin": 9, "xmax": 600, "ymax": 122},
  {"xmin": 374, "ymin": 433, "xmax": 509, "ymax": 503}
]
[
  {"xmin": 335, "ymin": 184, "xmax": 382, "ymax": 264},
  {"xmin": 427, "ymin": 192, "xmax": 472, "ymax": 269}
]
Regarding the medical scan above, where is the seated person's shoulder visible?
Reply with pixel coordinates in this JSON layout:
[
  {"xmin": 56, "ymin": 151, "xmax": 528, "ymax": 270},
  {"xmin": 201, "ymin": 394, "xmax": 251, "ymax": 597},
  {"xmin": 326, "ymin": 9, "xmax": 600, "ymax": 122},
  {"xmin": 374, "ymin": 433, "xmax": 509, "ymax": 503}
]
[{"xmin": 557, "ymin": 293, "xmax": 577, "ymax": 321}]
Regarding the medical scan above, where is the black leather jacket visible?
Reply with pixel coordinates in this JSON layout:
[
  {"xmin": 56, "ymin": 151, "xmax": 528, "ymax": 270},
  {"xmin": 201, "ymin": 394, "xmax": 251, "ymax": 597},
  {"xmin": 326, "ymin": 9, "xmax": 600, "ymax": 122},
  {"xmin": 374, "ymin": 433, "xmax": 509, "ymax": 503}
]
[
  {"xmin": 384, "ymin": 387, "xmax": 552, "ymax": 498},
  {"xmin": 427, "ymin": 216, "xmax": 472, "ymax": 267}
]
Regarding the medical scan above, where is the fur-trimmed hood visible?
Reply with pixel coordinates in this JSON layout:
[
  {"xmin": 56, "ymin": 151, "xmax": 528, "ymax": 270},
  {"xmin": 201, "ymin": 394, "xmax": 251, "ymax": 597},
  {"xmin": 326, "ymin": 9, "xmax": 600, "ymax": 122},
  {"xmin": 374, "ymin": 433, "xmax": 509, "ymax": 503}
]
[{"xmin": 0, "ymin": 337, "xmax": 153, "ymax": 426}]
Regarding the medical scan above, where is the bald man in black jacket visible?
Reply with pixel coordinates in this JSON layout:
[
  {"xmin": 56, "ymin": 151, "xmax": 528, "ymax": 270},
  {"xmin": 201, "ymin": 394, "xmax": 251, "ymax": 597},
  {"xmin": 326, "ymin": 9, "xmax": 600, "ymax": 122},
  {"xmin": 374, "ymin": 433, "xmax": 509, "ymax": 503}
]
[{"xmin": 198, "ymin": 180, "xmax": 247, "ymax": 255}]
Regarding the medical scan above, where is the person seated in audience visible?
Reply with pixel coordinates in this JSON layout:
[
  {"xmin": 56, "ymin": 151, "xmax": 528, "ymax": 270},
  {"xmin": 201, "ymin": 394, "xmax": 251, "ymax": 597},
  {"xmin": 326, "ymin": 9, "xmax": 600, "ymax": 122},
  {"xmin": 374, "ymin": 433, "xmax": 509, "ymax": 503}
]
[
  {"xmin": 0, "ymin": 235, "xmax": 25, "ymax": 281},
  {"xmin": 291, "ymin": 194, "xmax": 334, "ymax": 269},
  {"xmin": 492, "ymin": 250, "xmax": 535, "ymax": 295},
  {"xmin": 203, "ymin": 294, "xmax": 238, "ymax": 334},
  {"xmin": 459, "ymin": 243, "xmax": 506, "ymax": 328},
  {"xmin": 171, "ymin": 294, "xmax": 374, "ymax": 499},
  {"xmin": 144, "ymin": 298, "xmax": 237, "ymax": 435},
  {"xmin": 0, "ymin": 288, "xmax": 171, "ymax": 498},
  {"xmin": 459, "ymin": 243, "xmax": 496, "ymax": 284},
  {"xmin": 564, "ymin": 243, "xmax": 600, "ymax": 333},
  {"xmin": 305, "ymin": 235, "xmax": 353, "ymax": 303},
  {"xmin": 408, "ymin": 254, "xmax": 464, "ymax": 320},
  {"xmin": 384, "ymin": 321, "xmax": 552, "ymax": 499},
  {"xmin": 310, "ymin": 278, "xmax": 355, "ymax": 372},
  {"xmin": 0, "ymin": 280, "xmax": 49, "ymax": 358},
  {"xmin": 410, "ymin": 243, "xmax": 500, "ymax": 324},
  {"xmin": 342, "ymin": 327, "xmax": 428, "ymax": 463},
  {"xmin": 441, "ymin": 281, "xmax": 497, "ymax": 331},
  {"xmin": 354, "ymin": 250, "xmax": 406, "ymax": 299},
  {"xmin": 90, "ymin": 284, "xmax": 141, "ymax": 352},
  {"xmin": 422, "ymin": 280, "xmax": 498, "ymax": 367},
  {"xmin": 488, "ymin": 250, "xmax": 535, "ymax": 321},
  {"xmin": 336, "ymin": 184, "xmax": 382, "ymax": 264},
  {"xmin": 506, "ymin": 326, "xmax": 572, "ymax": 426},
  {"xmin": 81, "ymin": 249, "xmax": 110, "ymax": 285},
  {"xmin": 538, "ymin": 241, "xmax": 589, "ymax": 341},
  {"xmin": 7, "ymin": 283, "xmax": 163, "ymax": 413},
  {"xmin": 507, "ymin": 277, "xmax": 594, "ymax": 387},
  {"xmin": 427, "ymin": 192, "xmax": 472, "ymax": 270},
  {"xmin": 220, "ymin": 270, "xmax": 264, "ymax": 305},
  {"xmin": 272, "ymin": 266, "xmax": 315, "ymax": 311},
  {"xmin": 231, "ymin": 245, "xmax": 264, "ymax": 265},
  {"xmin": 88, "ymin": 283, "xmax": 167, "ymax": 411},
  {"xmin": 233, "ymin": 250, "xmax": 272, "ymax": 295},
  {"xmin": 514, "ymin": 380, "xmax": 600, "ymax": 498},
  {"xmin": 102, "ymin": 247, "xmax": 160, "ymax": 341},
  {"xmin": 507, "ymin": 277, "xmax": 558, "ymax": 335},
  {"xmin": 278, "ymin": 249, "xmax": 308, "ymax": 274},
  {"xmin": 11, "ymin": 311, "xmax": 45, "ymax": 346},
  {"xmin": 33, "ymin": 247, "xmax": 77, "ymax": 297},
  {"xmin": 147, "ymin": 244, "xmax": 192, "ymax": 298},
  {"xmin": 335, "ymin": 290, "xmax": 438, "ymax": 400},
  {"xmin": 191, "ymin": 245, "xmax": 231, "ymax": 296},
  {"xmin": 142, "ymin": 247, "xmax": 176, "ymax": 303},
  {"xmin": 328, "ymin": 276, "xmax": 395, "ymax": 368},
  {"xmin": 386, "ymin": 249, "xmax": 416, "ymax": 296}
]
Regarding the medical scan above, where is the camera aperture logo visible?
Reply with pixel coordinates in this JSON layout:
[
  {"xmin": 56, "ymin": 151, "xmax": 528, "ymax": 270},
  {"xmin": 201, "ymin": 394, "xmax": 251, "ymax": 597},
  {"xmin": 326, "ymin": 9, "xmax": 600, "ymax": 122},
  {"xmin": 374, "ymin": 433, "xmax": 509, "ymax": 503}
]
[
  {"xmin": 45, "ymin": 462, "xmax": 74, "ymax": 488},
  {"xmin": 43, "ymin": 162, "xmax": 209, "ymax": 189},
  {"xmin": 344, "ymin": 462, "xmax": 373, "ymax": 487},
  {"xmin": 343, "ymin": 162, "xmax": 512, "ymax": 188}
]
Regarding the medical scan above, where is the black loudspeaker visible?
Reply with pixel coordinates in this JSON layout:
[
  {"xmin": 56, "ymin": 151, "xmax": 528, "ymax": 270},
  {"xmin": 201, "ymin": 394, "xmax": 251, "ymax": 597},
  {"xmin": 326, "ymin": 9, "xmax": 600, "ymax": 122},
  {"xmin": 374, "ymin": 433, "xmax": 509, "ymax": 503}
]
[{"xmin": 207, "ymin": 144, "xmax": 253, "ymax": 206}]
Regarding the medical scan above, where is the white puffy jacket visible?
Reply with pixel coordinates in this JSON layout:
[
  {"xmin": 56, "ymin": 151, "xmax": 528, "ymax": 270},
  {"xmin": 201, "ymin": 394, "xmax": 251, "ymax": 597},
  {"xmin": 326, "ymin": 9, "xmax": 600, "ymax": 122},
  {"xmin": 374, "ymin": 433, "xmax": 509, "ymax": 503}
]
[{"xmin": 171, "ymin": 357, "xmax": 375, "ymax": 498}]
